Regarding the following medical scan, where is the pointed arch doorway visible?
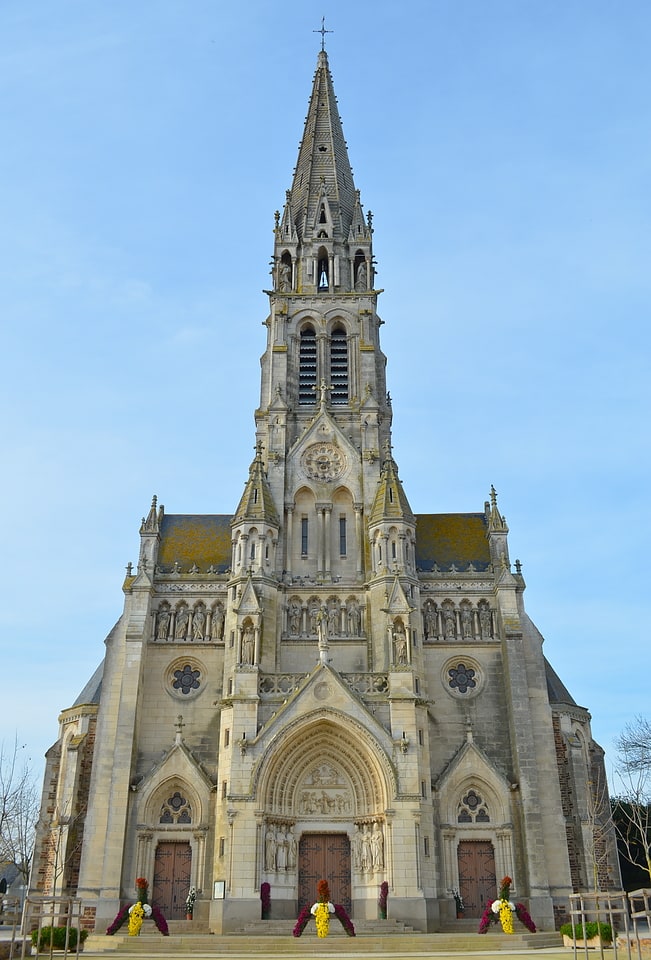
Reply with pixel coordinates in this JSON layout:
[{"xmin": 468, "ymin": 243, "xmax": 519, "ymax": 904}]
[
  {"xmin": 457, "ymin": 840, "xmax": 496, "ymax": 918},
  {"xmin": 298, "ymin": 833, "xmax": 351, "ymax": 914}
]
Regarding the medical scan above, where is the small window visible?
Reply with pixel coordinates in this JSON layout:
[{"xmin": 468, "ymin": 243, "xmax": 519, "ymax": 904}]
[
  {"xmin": 301, "ymin": 517, "xmax": 308, "ymax": 555},
  {"xmin": 339, "ymin": 517, "xmax": 347, "ymax": 556},
  {"xmin": 222, "ymin": 781, "xmax": 228, "ymax": 799},
  {"xmin": 224, "ymin": 728, "xmax": 230, "ymax": 747},
  {"xmin": 424, "ymin": 836, "xmax": 430, "ymax": 857},
  {"xmin": 219, "ymin": 837, "xmax": 225, "ymax": 858}
]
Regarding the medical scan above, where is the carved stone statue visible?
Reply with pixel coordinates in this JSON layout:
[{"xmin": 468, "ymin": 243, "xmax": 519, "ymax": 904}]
[
  {"xmin": 265, "ymin": 827, "xmax": 276, "ymax": 872},
  {"xmin": 192, "ymin": 605, "xmax": 205, "ymax": 640},
  {"xmin": 479, "ymin": 604, "xmax": 492, "ymax": 639},
  {"xmin": 460, "ymin": 605, "xmax": 473, "ymax": 638},
  {"xmin": 289, "ymin": 601, "xmax": 301, "ymax": 636},
  {"xmin": 327, "ymin": 599, "xmax": 339, "ymax": 635},
  {"xmin": 393, "ymin": 621, "xmax": 408, "ymax": 665},
  {"xmin": 156, "ymin": 607, "xmax": 170, "ymax": 640},
  {"xmin": 278, "ymin": 259, "xmax": 291, "ymax": 292},
  {"xmin": 443, "ymin": 605, "xmax": 456, "ymax": 639},
  {"xmin": 175, "ymin": 606, "xmax": 189, "ymax": 640},
  {"xmin": 347, "ymin": 599, "xmax": 361, "ymax": 637},
  {"xmin": 309, "ymin": 599, "xmax": 320, "ymax": 634},
  {"xmin": 423, "ymin": 600, "xmax": 437, "ymax": 639},
  {"xmin": 211, "ymin": 604, "xmax": 224, "ymax": 640},
  {"xmin": 371, "ymin": 822, "xmax": 384, "ymax": 871},
  {"xmin": 242, "ymin": 623, "xmax": 255, "ymax": 664}
]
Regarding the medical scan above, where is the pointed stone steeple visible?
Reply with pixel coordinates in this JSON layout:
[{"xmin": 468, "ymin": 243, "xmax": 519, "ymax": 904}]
[
  {"xmin": 274, "ymin": 49, "xmax": 374, "ymax": 295},
  {"xmin": 369, "ymin": 444, "xmax": 415, "ymax": 527},
  {"xmin": 233, "ymin": 444, "xmax": 280, "ymax": 526}
]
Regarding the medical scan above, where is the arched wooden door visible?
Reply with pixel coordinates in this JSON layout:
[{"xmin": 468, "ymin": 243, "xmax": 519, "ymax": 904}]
[
  {"xmin": 153, "ymin": 841, "xmax": 192, "ymax": 920},
  {"xmin": 457, "ymin": 840, "xmax": 496, "ymax": 918},
  {"xmin": 298, "ymin": 833, "xmax": 351, "ymax": 914}
]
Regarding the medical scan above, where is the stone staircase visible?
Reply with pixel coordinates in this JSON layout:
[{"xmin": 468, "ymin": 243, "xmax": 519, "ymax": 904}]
[{"xmin": 85, "ymin": 919, "xmax": 563, "ymax": 954}]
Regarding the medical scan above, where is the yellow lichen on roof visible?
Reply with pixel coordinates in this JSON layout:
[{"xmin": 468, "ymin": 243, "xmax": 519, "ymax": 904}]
[
  {"xmin": 415, "ymin": 513, "xmax": 490, "ymax": 569},
  {"xmin": 158, "ymin": 515, "xmax": 232, "ymax": 570}
]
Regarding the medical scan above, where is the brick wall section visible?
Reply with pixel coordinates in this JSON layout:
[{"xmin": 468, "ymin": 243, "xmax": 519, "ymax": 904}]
[
  {"xmin": 64, "ymin": 719, "xmax": 97, "ymax": 894},
  {"xmin": 33, "ymin": 746, "xmax": 62, "ymax": 893},
  {"xmin": 552, "ymin": 714, "xmax": 581, "ymax": 891},
  {"xmin": 80, "ymin": 905, "xmax": 96, "ymax": 932}
]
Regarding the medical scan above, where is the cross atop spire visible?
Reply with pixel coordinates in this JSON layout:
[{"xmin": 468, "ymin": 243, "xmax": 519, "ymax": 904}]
[{"xmin": 313, "ymin": 16, "xmax": 333, "ymax": 52}]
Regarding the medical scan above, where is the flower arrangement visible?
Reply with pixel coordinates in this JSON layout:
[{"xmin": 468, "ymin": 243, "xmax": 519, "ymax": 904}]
[
  {"xmin": 128, "ymin": 901, "xmax": 144, "ymax": 937},
  {"xmin": 378, "ymin": 880, "xmax": 389, "ymax": 919},
  {"xmin": 478, "ymin": 876, "xmax": 536, "ymax": 935},
  {"xmin": 311, "ymin": 880, "xmax": 335, "ymax": 938},
  {"xmin": 260, "ymin": 881, "xmax": 271, "ymax": 920},
  {"xmin": 106, "ymin": 877, "xmax": 169, "ymax": 936},
  {"xmin": 186, "ymin": 886, "xmax": 196, "ymax": 917},
  {"xmin": 292, "ymin": 879, "xmax": 355, "ymax": 938}
]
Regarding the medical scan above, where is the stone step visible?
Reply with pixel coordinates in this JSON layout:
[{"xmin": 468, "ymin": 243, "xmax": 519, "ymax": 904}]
[{"xmin": 86, "ymin": 930, "xmax": 563, "ymax": 954}]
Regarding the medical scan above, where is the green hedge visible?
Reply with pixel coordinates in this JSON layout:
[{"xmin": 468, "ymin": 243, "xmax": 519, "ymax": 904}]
[
  {"xmin": 31, "ymin": 926, "xmax": 89, "ymax": 951},
  {"xmin": 559, "ymin": 922, "xmax": 613, "ymax": 943}
]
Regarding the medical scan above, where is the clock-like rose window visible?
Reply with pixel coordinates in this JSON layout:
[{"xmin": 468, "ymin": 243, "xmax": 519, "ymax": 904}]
[{"xmin": 301, "ymin": 442, "xmax": 346, "ymax": 482}]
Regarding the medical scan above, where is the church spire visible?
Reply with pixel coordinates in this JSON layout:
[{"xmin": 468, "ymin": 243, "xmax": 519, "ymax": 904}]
[
  {"xmin": 287, "ymin": 49, "xmax": 355, "ymax": 244},
  {"xmin": 274, "ymin": 49, "xmax": 373, "ymax": 295}
]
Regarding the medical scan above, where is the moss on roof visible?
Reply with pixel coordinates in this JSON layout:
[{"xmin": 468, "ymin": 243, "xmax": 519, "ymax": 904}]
[
  {"xmin": 158, "ymin": 514, "xmax": 232, "ymax": 572},
  {"xmin": 415, "ymin": 512, "xmax": 490, "ymax": 570}
]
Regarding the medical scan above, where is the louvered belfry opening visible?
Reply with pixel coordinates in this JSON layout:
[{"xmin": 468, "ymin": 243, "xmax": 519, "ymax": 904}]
[
  {"xmin": 299, "ymin": 326, "xmax": 317, "ymax": 404},
  {"xmin": 330, "ymin": 325, "xmax": 348, "ymax": 403}
]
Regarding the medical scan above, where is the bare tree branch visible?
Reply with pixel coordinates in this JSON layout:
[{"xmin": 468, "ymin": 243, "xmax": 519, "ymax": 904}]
[{"xmin": 0, "ymin": 736, "xmax": 39, "ymax": 885}]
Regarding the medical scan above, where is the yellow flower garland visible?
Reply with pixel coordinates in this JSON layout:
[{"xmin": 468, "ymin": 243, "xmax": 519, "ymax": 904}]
[
  {"xmin": 314, "ymin": 902, "xmax": 330, "ymax": 938},
  {"xmin": 499, "ymin": 901, "xmax": 514, "ymax": 934},
  {"xmin": 128, "ymin": 902, "xmax": 144, "ymax": 937}
]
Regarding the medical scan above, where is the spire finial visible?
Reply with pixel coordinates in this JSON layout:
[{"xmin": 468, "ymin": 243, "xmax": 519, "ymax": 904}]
[
  {"xmin": 490, "ymin": 484, "xmax": 498, "ymax": 507},
  {"xmin": 313, "ymin": 16, "xmax": 333, "ymax": 52}
]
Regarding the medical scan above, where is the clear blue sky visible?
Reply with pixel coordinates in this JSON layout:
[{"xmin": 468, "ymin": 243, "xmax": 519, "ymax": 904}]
[{"xmin": 2, "ymin": 1, "xmax": 649, "ymax": 787}]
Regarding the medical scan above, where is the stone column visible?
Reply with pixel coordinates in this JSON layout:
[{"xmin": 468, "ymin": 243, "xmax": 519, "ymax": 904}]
[{"xmin": 354, "ymin": 503, "xmax": 363, "ymax": 577}]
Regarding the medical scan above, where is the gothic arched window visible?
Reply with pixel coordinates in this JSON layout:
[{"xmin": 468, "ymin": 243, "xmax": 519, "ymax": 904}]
[
  {"xmin": 457, "ymin": 789, "xmax": 490, "ymax": 823},
  {"xmin": 299, "ymin": 326, "xmax": 317, "ymax": 405},
  {"xmin": 160, "ymin": 790, "xmax": 192, "ymax": 824},
  {"xmin": 330, "ymin": 325, "xmax": 348, "ymax": 403}
]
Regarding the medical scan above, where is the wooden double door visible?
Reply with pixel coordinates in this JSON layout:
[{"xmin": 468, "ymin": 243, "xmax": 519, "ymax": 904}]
[
  {"xmin": 457, "ymin": 840, "xmax": 496, "ymax": 918},
  {"xmin": 153, "ymin": 841, "xmax": 192, "ymax": 920},
  {"xmin": 298, "ymin": 833, "xmax": 351, "ymax": 914}
]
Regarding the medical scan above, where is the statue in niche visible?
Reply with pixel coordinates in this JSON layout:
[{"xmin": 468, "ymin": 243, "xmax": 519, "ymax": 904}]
[
  {"xmin": 309, "ymin": 599, "xmax": 320, "ymax": 634},
  {"xmin": 327, "ymin": 599, "xmax": 339, "ymax": 635},
  {"xmin": 479, "ymin": 604, "xmax": 492, "ymax": 639},
  {"xmin": 275, "ymin": 828, "xmax": 287, "ymax": 871},
  {"xmin": 393, "ymin": 621, "xmax": 408, "ymax": 665},
  {"xmin": 443, "ymin": 605, "xmax": 456, "ymax": 639},
  {"xmin": 347, "ymin": 599, "xmax": 361, "ymax": 637},
  {"xmin": 423, "ymin": 600, "xmax": 437, "ymax": 639},
  {"xmin": 175, "ymin": 606, "xmax": 189, "ymax": 640},
  {"xmin": 316, "ymin": 606, "xmax": 328, "ymax": 644},
  {"xmin": 265, "ymin": 827, "xmax": 276, "ymax": 872},
  {"xmin": 192, "ymin": 605, "xmax": 206, "ymax": 640},
  {"xmin": 352, "ymin": 825, "xmax": 363, "ymax": 870},
  {"xmin": 156, "ymin": 606, "xmax": 170, "ymax": 640},
  {"xmin": 278, "ymin": 259, "xmax": 291, "ymax": 292},
  {"xmin": 211, "ymin": 604, "xmax": 224, "ymax": 640},
  {"xmin": 355, "ymin": 260, "xmax": 367, "ymax": 291},
  {"xmin": 287, "ymin": 826, "xmax": 297, "ymax": 869},
  {"xmin": 289, "ymin": 601, "xmax": 301, "ymax": 636},
  {"xmin": 360, "ymin": 825, "xmax": 372, "ymax": 873},
  {"xmin": 460, "ymin": 605, "xmax": 473, "ymax": 639},
  {"xmin": 371, "ymin": 822, "xmax": 384, "ymax": 871},
  {"xmin": 241, "ymin": 623, "xmax": 255, "ymax": 664}
]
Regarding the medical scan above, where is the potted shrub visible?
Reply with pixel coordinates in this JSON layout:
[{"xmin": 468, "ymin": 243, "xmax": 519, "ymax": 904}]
[{"xmin": 560, "ymin": 921, "xmax": 614, "ymax": 947}]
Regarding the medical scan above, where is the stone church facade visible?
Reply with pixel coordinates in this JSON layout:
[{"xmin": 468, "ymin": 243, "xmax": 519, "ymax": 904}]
[{"xmin": 31, "ymin": 49, "xmax": 619, "ymax": 934}]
